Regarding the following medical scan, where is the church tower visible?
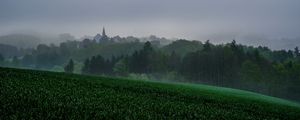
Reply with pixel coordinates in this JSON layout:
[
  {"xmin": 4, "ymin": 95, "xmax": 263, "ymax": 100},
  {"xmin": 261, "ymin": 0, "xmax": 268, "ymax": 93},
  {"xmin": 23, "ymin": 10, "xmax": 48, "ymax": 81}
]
[
  {"xmin": 99, "ymin": 27, "xmax": 109, "ymax": 43},
  {"xmin": 102, "ymin": 27, "xmax": 106, "ymax": 36}
]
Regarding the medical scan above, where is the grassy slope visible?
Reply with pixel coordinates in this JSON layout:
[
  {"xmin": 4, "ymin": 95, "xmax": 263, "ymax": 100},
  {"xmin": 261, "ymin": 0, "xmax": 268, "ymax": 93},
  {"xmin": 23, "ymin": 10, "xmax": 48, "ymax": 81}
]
[{"xmin": 0, "ymin": 67, "xmax": 300, "ymax": 119}]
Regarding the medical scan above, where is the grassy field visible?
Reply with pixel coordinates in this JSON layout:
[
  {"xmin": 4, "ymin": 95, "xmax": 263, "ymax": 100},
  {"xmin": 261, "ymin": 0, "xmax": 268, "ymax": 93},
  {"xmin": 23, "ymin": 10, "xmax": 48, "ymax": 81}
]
[{"xmin": 1, "ymin": 67, "xmax": 300, "ymax": 119}]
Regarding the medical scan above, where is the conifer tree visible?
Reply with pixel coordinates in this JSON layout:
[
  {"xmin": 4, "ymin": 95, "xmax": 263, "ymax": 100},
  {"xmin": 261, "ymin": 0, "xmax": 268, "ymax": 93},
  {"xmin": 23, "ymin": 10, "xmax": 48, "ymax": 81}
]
[{"xmin": 64, "ymin": 59, "xmax": 74, "ymax": 73}]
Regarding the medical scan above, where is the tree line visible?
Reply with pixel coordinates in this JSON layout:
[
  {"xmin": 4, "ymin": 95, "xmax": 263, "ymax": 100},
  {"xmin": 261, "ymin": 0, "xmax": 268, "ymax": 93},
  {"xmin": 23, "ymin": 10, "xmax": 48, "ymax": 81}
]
[
  {"xmin": 77, "ymin": 40, "xmax": 300, "ymax": 102},
  {"xmin": 1, "ymin": 38, "xmax": 300, "ymax": 102}
]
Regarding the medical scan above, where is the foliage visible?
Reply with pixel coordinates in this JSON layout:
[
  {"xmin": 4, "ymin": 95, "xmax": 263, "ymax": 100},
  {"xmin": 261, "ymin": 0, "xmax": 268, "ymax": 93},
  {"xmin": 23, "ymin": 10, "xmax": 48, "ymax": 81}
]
[
  {"xmin": 161, "ymin": 39, "xmax": 203, "ymax": 56},
  {"xmin": 2, "ymin": 37, "xmax": 300, "ymax": 102},
  {"xmin": 64, "ymin": 59, "xmax": 74, "ymax": 73},
  {"xmin": 78, "ymin": 41, "xmax": 300, "ymax": 102},
  {"xmin": 113, "ymin": 58, "xmax": 129, "ymax": 76},
  {"xmin": 0, "ymin": 54, "xmax": 4, "ymax": 62}
]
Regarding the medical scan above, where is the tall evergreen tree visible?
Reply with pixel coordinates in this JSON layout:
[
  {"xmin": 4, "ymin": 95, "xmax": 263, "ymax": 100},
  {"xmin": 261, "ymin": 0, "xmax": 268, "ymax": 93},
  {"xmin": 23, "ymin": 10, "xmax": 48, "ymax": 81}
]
[
  {"xmin": 295, "ymin": 47, "xmax": 299, "ymax": 57},
  {"xmin": 82, "ymin": 58, "xmax": 90, "ymax": 74},
  {"xmin": 168, "ymin": 51, "xmax": 181, "ymax": 71},
  {"xmin": 64, "ymin": 59, "xmax": 74, "ymax": 73},
  {"xmin": 203, "ymin": 40, "xmax": 211, "ymax": 52},
  {"xmin": 142, "ymin": 41, "xmax": 154, "ymax": 73},
  {"xmin": 113, "ymin": 58, "xmax": 129, "ymax": 76},
  {"xmin": 0, "ymin": 53, "xmax": 4, "ymax": 62},
  {"xmin": 143, "ymin": 41, "xmax": 153, "ymax": 53}
]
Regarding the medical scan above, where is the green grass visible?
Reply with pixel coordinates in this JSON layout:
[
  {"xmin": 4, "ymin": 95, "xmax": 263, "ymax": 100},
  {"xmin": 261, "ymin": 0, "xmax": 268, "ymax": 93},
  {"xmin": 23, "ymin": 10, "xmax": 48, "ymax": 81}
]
[{"xmin": 1, "ymin": 67, "xmax": 300, "ymax": 119}]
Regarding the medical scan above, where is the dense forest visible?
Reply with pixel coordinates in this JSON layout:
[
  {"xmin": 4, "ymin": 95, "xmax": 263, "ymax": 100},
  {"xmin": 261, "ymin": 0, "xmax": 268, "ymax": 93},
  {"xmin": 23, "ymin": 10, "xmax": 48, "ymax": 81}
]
[{"xmin": 0, "ymin": 34, "xmax": 300, "ymax": 102}]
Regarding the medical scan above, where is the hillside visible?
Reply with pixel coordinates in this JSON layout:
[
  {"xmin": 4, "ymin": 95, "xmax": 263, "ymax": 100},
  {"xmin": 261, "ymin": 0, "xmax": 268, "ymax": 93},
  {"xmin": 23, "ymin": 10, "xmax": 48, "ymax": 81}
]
[
  {"xmin": 0, "ymin": 67, "xmax": 300, "ymax": 119},
  {"xmin": 0, "ymin": 34, "xmax": 41, "ymax": 49},
  {"xmin": 161, "ymin": 39, "xmax": 203, "ymax": 56}
]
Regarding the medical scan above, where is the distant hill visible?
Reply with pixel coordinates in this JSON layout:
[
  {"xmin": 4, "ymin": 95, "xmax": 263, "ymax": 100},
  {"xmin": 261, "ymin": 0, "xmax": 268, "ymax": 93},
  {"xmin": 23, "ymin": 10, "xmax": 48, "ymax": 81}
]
[
  {"xmin": 1, "ymin": 67, "xmax": 299, "ymax": 119},
  {"xmin": 0, "ymin": 34, "xmax": 41, "ymax": 49},
  {"xmin": 162, "ymin": 39, "xmax": 203, "ymax": 56}
]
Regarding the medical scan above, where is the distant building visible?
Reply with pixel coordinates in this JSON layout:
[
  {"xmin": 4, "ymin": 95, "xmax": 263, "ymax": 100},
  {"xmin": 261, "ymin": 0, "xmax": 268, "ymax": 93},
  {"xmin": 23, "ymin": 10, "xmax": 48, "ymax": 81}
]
[
  {"xmin": 93, "ymin": 27, "xmax": 110, "ymax": 44},
  {"xmin": 99, "ymin": 27, "xmax": 109, "ymax": 43},
  {"xmin": 111, "ymin": 35, "xmax": 122, "ymax": 42},
  {"xmin": 93, "ymin": 34, "xmax": 101, "ymax": 42}
]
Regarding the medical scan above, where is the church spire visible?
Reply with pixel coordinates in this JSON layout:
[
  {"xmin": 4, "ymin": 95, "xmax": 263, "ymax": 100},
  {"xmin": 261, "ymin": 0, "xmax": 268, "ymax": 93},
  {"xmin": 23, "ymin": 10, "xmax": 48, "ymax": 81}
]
[{"xmin": 102, "ymin": 27, "xmax": 106, "ymax": 36}]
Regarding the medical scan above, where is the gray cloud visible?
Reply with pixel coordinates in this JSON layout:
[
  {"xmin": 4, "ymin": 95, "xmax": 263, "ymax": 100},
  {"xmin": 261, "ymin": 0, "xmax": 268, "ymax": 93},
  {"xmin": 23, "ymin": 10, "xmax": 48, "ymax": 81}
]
[{"xmin": 0, "ymin": 0, "xmax": 300, "ymax": 49}]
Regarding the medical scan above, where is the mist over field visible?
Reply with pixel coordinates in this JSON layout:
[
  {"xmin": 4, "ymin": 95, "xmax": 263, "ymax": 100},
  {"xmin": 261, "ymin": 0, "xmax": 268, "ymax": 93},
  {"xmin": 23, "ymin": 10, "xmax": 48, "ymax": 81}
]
[
  {"xmin": 1, "ymin": 0, "xmax": 300, "ymax": 119},
  {"xmin": 1, "ymin": 0, "xmax": 300, "ymax": 49}
]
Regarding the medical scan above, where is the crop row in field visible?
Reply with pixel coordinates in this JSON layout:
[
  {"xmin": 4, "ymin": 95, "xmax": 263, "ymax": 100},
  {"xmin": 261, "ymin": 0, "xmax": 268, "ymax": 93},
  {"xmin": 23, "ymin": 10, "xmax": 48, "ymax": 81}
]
[{"xmin": 0, "ymin": 67, "xmax": 300, "ymax": 119}]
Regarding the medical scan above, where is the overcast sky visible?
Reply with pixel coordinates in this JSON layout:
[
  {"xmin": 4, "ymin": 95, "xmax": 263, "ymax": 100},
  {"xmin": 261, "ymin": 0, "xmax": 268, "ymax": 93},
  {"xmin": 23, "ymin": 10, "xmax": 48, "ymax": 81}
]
[{"xmin": 0, "ymin": 0, "xmax": 300, "ymax": 49}]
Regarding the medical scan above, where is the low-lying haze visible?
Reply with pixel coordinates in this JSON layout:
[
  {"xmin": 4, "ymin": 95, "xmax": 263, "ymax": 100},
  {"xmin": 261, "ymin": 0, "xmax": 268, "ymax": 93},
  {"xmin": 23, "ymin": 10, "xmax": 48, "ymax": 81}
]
[{"xmin": 0, "ymin": 0, "xmax": 300, "ymax": 49}]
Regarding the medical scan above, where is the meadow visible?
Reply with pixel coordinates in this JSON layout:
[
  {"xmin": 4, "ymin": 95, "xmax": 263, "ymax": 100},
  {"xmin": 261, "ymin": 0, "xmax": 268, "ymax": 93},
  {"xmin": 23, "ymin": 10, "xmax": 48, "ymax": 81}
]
[{"xmin": 1, "ymin": 67, "xmax": 300, "ymax": 119}]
